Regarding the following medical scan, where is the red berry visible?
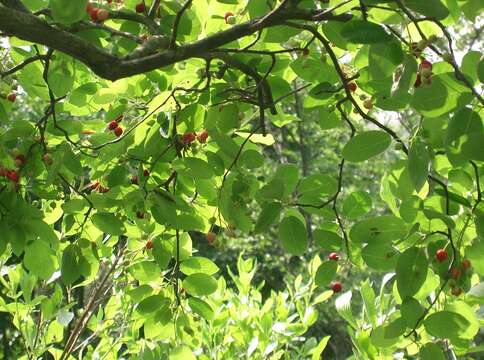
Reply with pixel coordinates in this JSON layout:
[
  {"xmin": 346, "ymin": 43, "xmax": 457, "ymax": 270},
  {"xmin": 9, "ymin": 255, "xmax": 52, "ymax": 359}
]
[
  {"xmin": 135, "ymin": 2, "xmax": 145, "ymax": 13},
  {"xmin": 86, "ymin": 3, "xmax": 94, "ymax": 13},
  {"xmin": 97, "ymin": 9, "xmax": 109, "ymax": 22},
  {"xmin": 90, "ymin": 8, "xmax": 100, "ymax": 21},
  {"xmin": 206, "ymin": 231, "xmax": 216, "ymax": 245},
  {"xmin": 7, "ymin": 92, "xmax": 16, "ymax": 102},
  {"xmin": 42, "ymin": 153, "xmax": 53, "ymax": 165},
  {"xmin": 224, "ymin": 11, "xmax": 234, "ymax": 23},
  {"xmin": 136, "ymin": 211, "xmax": 145, "ymax": 219},
  {"xmin": 143, "ymin": 169, "xmax": 150, "ymax": 177},
  {"xmin": 347, "ymin": 82, "xmax": 357, "ymax": 92},
  {"xmin": 114, "ymin": 126, "xmax": 123, "ymax": 137},
  {"xmin": 6, "ymin": 170, "xmax": 19, "ymax": 182},
  {"xmin": 461, "ymin": 259, "xmax": 471, "ymax": 270},
  {"xmin": 435, "ymin": 249, "xmax": 448, "ymax": 262},
  {"xmin": 450, "ymin": 267, "xmax": 461, "ymax": 279},
  {"xmin": 146, "ymin": 240, "xmax": 153, "ymax": 250},
  {"xmin": 414, "ymin": 73, "xmax": 422, "ymax": 88},
  {"xmin": 328, "ymin": 252, "xmax": 339, "ymax": 261},
  {"xmin": 182, "ymin": 132, "xmax": 196, "ymax": 144},
  {"xmin": 451, "ymin": 286, "xmax": 462, "ymax": 296},
  {"xmin": 197, "ymin": 130, "xmax": 209, "ymax": 144},
  {"xmin": 419, "ymin": 59, "xmax": 432, "ymax": 71},
  {"xmin": 108, "ymin": 120, "xmax": 118, "ymax": 130},
  {"xmin": 331, "ymin": 281, "xmax": 342, "ymax": 293},
  {"xmin": 131, "ymin": 175, "xmax": 139, "ymax": 185}
]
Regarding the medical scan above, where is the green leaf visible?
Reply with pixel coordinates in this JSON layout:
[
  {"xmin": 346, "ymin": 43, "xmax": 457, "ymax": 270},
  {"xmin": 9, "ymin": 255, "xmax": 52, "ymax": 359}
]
[
  {"xmin": 180, "ymin": 257, "xmax": 219, "ymax": 276},
  {"xmin": 61, "ymin": 244, "xmax": 82, "ymax": 285},
  {"xmin": 401, "ymin": 297, "xmax": 425, "ymax": 328},
  {"xmin": 396, "ymin": 247, "xmax": 428, "ymax": 298},
  {"xmin": 254, "ymin": 202, "xmax": 282, "ymax": 234},
  {"xmin": 424, "ymin": 311, "xmax": 470, "ymax": 341},
  {"xmin": 342, "ymin": 131, "xmax": 392, "ymax": 162},
  {"xmin": 24, "ymin": 241, "xmax": 57, "ymax": 280},
  {"xmin": 408, "ymin": 139, "xmax": 429, "ymax": 192},
  {"xmin": 341, "ymin": 20, "xmax": 392, "ymax": 44},
  {"xmin": 188, "ymin": 297, "xmax": 214, "ymax": 321},
  {"xmin": 182, "ymin": 273, "xmax": 218, "ymax": 296},
  {"xmin": 350, "ymin": 215, "xmax": 407, "ymax": 244},
  {"xmin": 361, "ymin": 242, "xmax": 398, "ymax": 271},
  {"xmin": 278, "ymin": 216, "xmax": 308, "ymax": 255},
  {"xmin": 342, "ymin": 191, "xmax": 372, "ymax": 219},
  {"xmin": 49, "ymin": 0, "xmax": 88, "ymax": 24},
  {"xmin": 137, "ymin": 294, "xmax": 168, "ymax": 314},
  {"xmin": 403, "ymin": 0, "xmax": 450, "ymax": 20},
  {"xmin": 169, "ymin": 346, "xmax": 196, "ymax": 360},
  {"xmin": 315, "ymin": 261, "xmax": 337, "ymax": 287},
  {"xmin": 419, "ymin": 343, "xmax": 446, "ymax": 360},
  {"xmin": 314, "ymin": 230, "xmax": 343, "ymax": 251},
  {"xmin": 311, "ymin": 336, "xmax": 330, "ymax": 360},
  {"xmin": 92, "ymin": 212, "xmax": 126, "ymax": 235},
  {"xmin": 274, "ymin": 164, "xmax": 299, "ymax": 197}
]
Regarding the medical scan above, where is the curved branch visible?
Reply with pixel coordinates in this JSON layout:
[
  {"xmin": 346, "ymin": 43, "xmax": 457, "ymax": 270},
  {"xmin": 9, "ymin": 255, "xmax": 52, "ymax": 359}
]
[{"xmin": 0, "ymin": 6, "xmax": 352, "ymax": 81}]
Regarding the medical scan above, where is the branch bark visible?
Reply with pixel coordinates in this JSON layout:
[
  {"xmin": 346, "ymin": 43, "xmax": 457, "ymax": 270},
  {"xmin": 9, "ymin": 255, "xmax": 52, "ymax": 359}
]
[{"xmin": 0, "ymin": 6, "xmax": 352, "ymax": 81}]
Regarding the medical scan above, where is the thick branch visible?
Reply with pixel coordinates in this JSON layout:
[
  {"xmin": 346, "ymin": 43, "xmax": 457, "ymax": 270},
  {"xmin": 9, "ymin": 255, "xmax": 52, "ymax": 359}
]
[{"xmin": 0, "ymin": 6, "xmax": 352, "ymax": 81}]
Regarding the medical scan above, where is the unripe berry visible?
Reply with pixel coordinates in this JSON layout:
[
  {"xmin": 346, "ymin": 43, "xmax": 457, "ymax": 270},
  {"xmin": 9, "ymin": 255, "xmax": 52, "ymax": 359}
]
[
  {"xmin": 114, "ymin": 126, "xmax": 123, "ymax": 137},
  {"xmin": 197, "ymin": 130, "xmax": 209, "ymax": 144},
  {"xmin": 435, "ymin": 249, "xmax": 447, "ymax": 262},
  {"xmin": 146, "ymin": 240, "xmax": 154, "ymax": 250},
  {"xmin": 451, "ymin": 286, "xmax": 462, "ymax": 296},
  {"xmin": 108, "ymin": 120, "xmax": 118, "ymax": 130},
  {"xmin": 131, "ymin": 175, "xmax": 139, "ymax": 185},
  {"xmin": 328, "ymin": 252, "xmax": 339, "ymax": 261},
  {"xmin": 331, "ymin": 281, "xmax": 342, "ymax": 293},
  {"xmin": 420, "ymin": 67, "xmax": 432, "ymax": 78},
  {"xmin": 42, "ymin": 153, "xmax": 53, "ymax": 165},
  {"xmin": 302, "ymin": 48, "xmax": 310, "ymax": 57},
  {"xmin": 461, "ymin": 259, "xmax": 471, "ymax": 270},
  {"xmin": 450, "ymin": 267, "xmax": 461, "ymax": 280},
  {"xmin": 97, "ymin": 9, "xmax": 109, "ymax": 22},
  {"xmin": 363, "ymin": 99, "xmax": 373, "ymax": 110},
  {"xmin": 7, "ymin": 92, "xmax": 16, "ymax": 102},
  {"xmin": 442, "ymin": 52, "xmax": 453, "ymax": 63},
  {"xmin": 347, "ymin": 82, "xmax": 357, "ymax": 92},
  {"xmin": 224, "ymin": 12, "xmax": 234, "ymax": 24},
  {"xmin": 417, "ymin": 39, "xmax": 428, "ymax": 51},
  {"xmin": 226, "ymin": 15, "xmax": 236, "ymax": 25},
  {"xmin": 135, "ymin": 2, "xmax": 145, "ymax": 13},
  {"xmin": 206, "ymin": 231, "xmax": 216, "ymax": 245}
]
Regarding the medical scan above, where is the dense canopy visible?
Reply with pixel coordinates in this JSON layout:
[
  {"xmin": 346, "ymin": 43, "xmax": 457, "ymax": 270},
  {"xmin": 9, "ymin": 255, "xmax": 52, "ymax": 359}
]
[{"xmin": 0, "ymin": 0, "xmax": 483, "ymax": 359}]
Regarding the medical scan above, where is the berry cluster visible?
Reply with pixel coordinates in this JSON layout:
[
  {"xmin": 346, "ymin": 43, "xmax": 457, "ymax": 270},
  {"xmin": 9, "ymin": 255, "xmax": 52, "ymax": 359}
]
[
  {"xmin": 107, "ymin": 114, "xmax": 124, "ymax": 137},
  {"xmin": 181, "ymin": 130, "xmax": 209, "ymax": 145},
  {"xmin": 434, "ymin": 248, "xmax": 473, "ymax": 297},
  {"xmin": 86, "ymin": 3, "xmax": 110, "ymax": 22}
]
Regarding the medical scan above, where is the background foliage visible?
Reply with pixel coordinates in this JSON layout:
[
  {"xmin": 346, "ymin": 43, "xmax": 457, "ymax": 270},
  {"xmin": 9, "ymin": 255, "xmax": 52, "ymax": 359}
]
[{"xmin": 0, "ymin": 0, "xmax": 483, "ymax": 359}]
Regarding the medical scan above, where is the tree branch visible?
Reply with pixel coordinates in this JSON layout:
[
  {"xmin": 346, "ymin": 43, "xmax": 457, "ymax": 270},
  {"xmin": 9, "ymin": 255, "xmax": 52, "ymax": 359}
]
[{"xmin": 0, "ymin": 6, "xmax": 352, "ymax": 81}]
